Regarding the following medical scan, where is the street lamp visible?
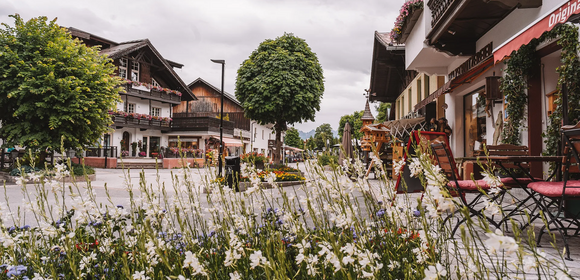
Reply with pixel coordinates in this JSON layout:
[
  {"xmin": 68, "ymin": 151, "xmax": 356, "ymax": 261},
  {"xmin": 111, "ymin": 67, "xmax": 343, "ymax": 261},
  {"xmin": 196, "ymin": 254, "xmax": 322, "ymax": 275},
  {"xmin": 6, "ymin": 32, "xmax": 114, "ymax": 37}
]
[{"xmin": 211, "ymin": 59, "xmax": 225, "ymax": 177}]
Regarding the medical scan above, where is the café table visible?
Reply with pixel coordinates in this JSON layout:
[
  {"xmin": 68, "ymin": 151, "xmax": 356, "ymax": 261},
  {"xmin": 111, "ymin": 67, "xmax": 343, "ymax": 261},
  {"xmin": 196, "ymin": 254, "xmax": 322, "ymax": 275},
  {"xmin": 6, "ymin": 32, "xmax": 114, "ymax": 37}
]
[{"xmin": 473, "ymin": 155, "xmax": 563, "ymax": 228}]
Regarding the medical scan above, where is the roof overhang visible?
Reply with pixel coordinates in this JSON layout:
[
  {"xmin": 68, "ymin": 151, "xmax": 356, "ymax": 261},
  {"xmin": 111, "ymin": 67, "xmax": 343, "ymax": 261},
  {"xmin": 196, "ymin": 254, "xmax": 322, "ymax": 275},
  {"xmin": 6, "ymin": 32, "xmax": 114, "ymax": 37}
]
[
  {"xmin": 368, "ymin": 31, "xmax": 407, "ymax": 103},
  {"xmin": 426, "ymin": 0, "xmax": 541, "ymax": 56}
]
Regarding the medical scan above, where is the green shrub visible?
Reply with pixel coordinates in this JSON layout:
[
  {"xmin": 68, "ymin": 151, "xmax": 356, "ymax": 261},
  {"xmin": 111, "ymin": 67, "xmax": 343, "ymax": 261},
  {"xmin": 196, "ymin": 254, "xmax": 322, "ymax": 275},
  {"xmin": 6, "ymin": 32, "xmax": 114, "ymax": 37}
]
[
  {"xmin": 9, "ymin": 165, "xmax": 40, "ymax": 176},
  {"xmin": 317, "ymin": 153, "xmax": 338, "ymax": 166},
  {"xmin": 69, "ymin": 162, "xmax": 95, "ymax": 176}
]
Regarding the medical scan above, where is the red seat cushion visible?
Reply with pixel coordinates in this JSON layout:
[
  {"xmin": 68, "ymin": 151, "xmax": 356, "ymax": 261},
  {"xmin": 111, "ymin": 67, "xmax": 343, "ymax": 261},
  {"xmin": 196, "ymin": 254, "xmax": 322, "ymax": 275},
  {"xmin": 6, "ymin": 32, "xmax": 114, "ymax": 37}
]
[
  {"xmin": 447, "ymin": 180, "xmax": 491, "ymax": 191},
  {"xmin": 528, "ymin": 180, "xmax": 580, "ymax": 198},
  {"xmin": 500, "ymin": 177, "xmax": 543, "ymax": 186}
]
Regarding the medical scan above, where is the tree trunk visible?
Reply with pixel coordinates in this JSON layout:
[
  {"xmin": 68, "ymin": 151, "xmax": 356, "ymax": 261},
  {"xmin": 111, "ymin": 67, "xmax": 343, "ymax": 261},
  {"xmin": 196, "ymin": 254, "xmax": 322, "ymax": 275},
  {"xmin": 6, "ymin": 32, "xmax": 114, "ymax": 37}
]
[{"xmin": 273, "ymin": 122, "xmax": 286, "ymax": 164}]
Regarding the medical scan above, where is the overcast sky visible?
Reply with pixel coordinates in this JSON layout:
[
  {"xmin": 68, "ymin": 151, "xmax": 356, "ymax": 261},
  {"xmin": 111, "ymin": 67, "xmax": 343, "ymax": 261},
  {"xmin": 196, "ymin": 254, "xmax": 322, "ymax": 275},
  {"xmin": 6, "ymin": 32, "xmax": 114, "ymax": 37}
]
[{"xmin": 1, "ymin": 0, "xmax": 404, "ymax": 132}]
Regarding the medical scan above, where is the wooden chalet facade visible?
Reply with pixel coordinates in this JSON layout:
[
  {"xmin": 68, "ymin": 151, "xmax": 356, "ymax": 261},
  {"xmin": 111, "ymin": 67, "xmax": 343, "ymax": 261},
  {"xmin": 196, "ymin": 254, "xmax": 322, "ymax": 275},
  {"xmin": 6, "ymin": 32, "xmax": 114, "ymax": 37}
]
[
  {"xmin": 168, "ymin": 78, "xmax": 277, "ymax": 157},
  {"xmin": 68, "ymin": 27, "xmax": 196, "ymax": 158}
]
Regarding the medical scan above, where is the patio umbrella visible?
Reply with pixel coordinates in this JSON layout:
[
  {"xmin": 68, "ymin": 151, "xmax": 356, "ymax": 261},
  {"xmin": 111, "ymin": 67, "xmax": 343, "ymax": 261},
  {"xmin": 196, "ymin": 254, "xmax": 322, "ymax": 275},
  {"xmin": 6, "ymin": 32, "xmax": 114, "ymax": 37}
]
[{"xmin": 339, "ymin": 122, "xmax": 354, "ymax": 166}]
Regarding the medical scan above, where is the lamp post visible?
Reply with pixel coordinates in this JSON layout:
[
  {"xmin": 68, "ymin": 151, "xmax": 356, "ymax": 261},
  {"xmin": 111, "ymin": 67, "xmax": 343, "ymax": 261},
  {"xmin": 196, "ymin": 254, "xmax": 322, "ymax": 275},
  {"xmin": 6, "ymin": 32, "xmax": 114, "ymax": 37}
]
[{"xmin": 211, "ymin": 59, "xmax": 225, "ymax": 177}]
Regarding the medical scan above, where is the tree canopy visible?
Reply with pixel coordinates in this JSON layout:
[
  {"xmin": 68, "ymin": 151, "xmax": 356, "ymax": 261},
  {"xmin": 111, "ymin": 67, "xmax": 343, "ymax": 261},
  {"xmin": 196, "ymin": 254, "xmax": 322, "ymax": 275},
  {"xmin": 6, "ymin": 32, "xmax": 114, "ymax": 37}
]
[
  {"xmin": 0, "ymin": 15, "xmax": 122, "ymax": 153},
  {"xmin": 313, "ymin": 123, "xmax": 335, "ymax": 150},
  {"xmin": 375, "ymin": 102, "xmax": 391, "ymax": 123},
  {"xmin": 284, "ymin": 127, "xmax": 302, "ymax": 148},
  {"xmin": 235, "ymin": 33, "xmax": 324, "ymax": 162},
  {"xmin": 338, "ymin": 111, "xmax": 363, "ymax": 142}
]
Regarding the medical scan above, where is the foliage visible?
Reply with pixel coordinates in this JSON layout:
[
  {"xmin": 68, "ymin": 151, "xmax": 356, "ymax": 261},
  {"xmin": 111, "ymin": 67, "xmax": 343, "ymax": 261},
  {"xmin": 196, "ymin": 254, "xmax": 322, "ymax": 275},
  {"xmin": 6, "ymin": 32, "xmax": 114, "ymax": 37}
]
[
  {"xmin": 0, "ymin": 146, "xmax": 575, "ymax": 279},
  {"xmin": 545, "ymin": 24, "xmax": 580, "ymax": 158},
  {"xmin": 500, "ymin": 40, "xmax": 537, "ymax": 145},
  {"xmin": 375, "ymin": 102, "xmax": 391, "ymax": 123},
  {"xmin": 268, "ymin": 164, "xmax": 300, "ymax": 173},
  {"xmin": 390, "ymin": 0, "xmax": 424, "ymax": 42},
  {"xmin": 235, "ymin": 33, "xmax": 324, "ymax": 163},
  {"xmin": 0, "ymin": 15, "xmax": 122, "ymax": 152},
  {"xmin": 9, "ymin": 165, "xmax": 40, "ymax": 176},
  {"xmin": 338, "ymin": 111, "xmax": 363, "ymax": 142},
  {"xmin": 314, "ymin": 123, "xmax": 335, "ymax": 150},
  {"xmin": 69, "ymin": 162, "xmax": 95, "ymax": 176},
  {"xmin": 284, "ymin": 127, "xmax": 303, "ymax": 148},
  {"xmin": 317, "ymin": 152, "xmax": 339, "ymax": 167},
  {"xmin": 305, "ymin": 136, "xmax": 317, "ymax": 151},
  {"xmin": 241, "ymin": 170, "xmax": 305, "ymax": 182},
  {"xmin": 241, "ymin": 152, "xmax": 268, "ymax": 164}
]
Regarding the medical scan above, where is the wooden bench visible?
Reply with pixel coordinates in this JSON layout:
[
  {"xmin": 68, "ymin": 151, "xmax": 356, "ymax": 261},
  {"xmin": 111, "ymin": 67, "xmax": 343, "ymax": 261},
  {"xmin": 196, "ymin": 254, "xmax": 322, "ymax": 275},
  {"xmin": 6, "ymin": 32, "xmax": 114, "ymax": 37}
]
[{"xmin": 475, "ymin": 144, "xmax": 529, "ymax": 170}]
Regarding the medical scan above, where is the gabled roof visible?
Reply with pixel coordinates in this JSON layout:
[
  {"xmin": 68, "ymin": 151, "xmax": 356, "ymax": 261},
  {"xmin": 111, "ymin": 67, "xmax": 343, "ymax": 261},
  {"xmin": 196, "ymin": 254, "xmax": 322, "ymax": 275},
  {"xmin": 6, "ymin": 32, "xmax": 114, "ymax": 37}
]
[
  {"xmin": 360, "ymin": 123, "xmax": 389, "ymax": 133},
  {"xmin": 68, "ymin": 27, "xmax": 196, "ymax": 101},
  {"xmin": 188, "ymin": 78, "xmax": 241, "ymax": 106},
  {"xmin": 368, "ymin": 31, "xmax": 408, "ymax": 103}
]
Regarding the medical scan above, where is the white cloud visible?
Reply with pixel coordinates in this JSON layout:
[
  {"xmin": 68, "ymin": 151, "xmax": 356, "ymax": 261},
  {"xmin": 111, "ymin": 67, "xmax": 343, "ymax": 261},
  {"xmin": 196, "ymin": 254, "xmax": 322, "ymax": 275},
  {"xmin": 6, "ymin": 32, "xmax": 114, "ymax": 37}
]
[{"xmin": 2, "ymin": 0, "xmax": 404, "ymax": 131}]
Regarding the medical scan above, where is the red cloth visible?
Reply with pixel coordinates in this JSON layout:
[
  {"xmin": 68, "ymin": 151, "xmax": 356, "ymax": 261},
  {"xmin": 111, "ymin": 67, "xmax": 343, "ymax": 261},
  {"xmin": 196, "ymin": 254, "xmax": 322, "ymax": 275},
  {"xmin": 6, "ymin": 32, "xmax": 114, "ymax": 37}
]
[
  {"xmin": 500, "ymin": 177, "xmax": 543, "ymax": 186},
  {"xmin": 528, "ymin": 180, "xmax": 580, "ymax": 198},
  {"xmin": 447, "ymin": 180, "xmax": 491, "ymax": 191}
]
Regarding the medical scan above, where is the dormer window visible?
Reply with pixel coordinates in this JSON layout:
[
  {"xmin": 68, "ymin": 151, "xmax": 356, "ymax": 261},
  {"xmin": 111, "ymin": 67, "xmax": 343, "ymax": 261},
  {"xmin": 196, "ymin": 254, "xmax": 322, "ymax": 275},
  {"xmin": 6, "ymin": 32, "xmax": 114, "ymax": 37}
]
[
  {"xmin": 131, "ymin": 61, "xmax": 140, "ymax": 82},
  {"xmin": 151, "ymin": 78, "xmax": 161, "ymax": 87},
  {"xmin": 119, "ymin": 58, "xmax": 128, "ymax": 79}
]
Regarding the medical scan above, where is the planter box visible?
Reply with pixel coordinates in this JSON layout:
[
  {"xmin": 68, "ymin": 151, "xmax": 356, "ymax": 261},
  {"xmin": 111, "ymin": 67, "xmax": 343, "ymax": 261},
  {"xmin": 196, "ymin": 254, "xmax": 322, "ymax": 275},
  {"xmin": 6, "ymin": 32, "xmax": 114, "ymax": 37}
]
[
  {"xmin": 163, "ymin": 158, "xmax": 204, "ymax": 169},
  {"xmin": 72, "ymin": 157, "xmax": 117, "ymax": 169},
  {"xmin": 203, "ymin": 180, "xmax": 305, "ymax": 193}
]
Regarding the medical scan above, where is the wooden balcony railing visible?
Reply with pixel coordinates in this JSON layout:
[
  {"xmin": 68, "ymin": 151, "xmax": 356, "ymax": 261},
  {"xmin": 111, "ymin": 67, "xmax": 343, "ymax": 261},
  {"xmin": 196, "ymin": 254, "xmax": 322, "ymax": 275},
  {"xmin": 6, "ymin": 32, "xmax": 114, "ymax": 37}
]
[
  {"xmin": 172, "ymin": 112, "xmax": 251, "ymax": 131},
  {"xmin": 123, "ymin": 84, "xmax": 182, "ymax": 104},
  {"xmin": 112, "ymin": 116, "xmax": 170, "ymax": 130},
  {"xmin": 427, "ymin": 0, "xmax": 455, "ymax": 28},
  {"xmin": 171, "ymin": 116, "xmax": 234, "ymax": 135}
]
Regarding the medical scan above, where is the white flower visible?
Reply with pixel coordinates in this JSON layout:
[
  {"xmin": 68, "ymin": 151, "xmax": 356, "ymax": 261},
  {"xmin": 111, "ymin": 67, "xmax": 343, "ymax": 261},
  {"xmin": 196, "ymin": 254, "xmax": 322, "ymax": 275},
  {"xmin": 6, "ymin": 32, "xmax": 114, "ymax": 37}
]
[
  {"xmin": 229, "ymin": 271, "xmax": 241, "ymax": 280},
  {"xmin": 249, "ymin": 250, "xmax": 270, "ymax": 269},
  {"xmin": 132, "ymin": 271, "xmax": 150, "ymax": 280},
  {"xmin": 32, "ymin": 273, "xmax": 52, "ymax": 280},
  {"xmin": 393, "ymin": 159, "xmax": 406, "ymax": 176},
  {"xmin": 409, "ymin": 158, "xmax": 423, "ymax": 177},
  {"xmin": 482, "ymin": 172, "xmax": 503, "ymax": 188},
  {"xmin": 183, "ymin": 251, "xmax": 206, "ymax": 276},
  {"xmin": 296, "ymin": 253, "xmax": 305, "ymax": 265},
  {"xmin": 423, "ymin": 263, "xmax": 447, "ymax": 280},
  {"xmin": 485, "ymin": 229, "xmax": 519, "ymax": 256},
  {"xmin": 342, "ymin": 255, "xmax": 355, "ymax": 265}
]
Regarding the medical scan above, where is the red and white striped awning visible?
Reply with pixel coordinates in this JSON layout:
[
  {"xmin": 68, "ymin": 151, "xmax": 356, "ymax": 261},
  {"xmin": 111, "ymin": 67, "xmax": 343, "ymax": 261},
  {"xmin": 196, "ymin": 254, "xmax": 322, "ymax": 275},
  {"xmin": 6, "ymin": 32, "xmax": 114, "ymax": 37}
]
[{"xmin": 494, "ymin": 0, "xmax": 580, "ymax": 62}]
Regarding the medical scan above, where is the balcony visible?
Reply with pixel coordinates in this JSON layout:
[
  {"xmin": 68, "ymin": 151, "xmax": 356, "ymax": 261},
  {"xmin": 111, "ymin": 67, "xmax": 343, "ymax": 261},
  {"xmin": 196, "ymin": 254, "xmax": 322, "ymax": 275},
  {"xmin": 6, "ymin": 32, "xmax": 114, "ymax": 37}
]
[
  {"xmin": 173, "ymin": 112, "xmax": 251, "ymax": 131},
  {"xmin": 171, "ymin": 115, "xmax": 234, "ymax": 135},
  {"xmin": 426, "ymin": 0, "xmax": 541, "ymax": 56},
  {"xmin": 112, "ymin": 115, "xmax": 171, "ymax": 131},
  {"xmin": 122, "ymin": 84, "xmax": 182, "ymax": 105}
]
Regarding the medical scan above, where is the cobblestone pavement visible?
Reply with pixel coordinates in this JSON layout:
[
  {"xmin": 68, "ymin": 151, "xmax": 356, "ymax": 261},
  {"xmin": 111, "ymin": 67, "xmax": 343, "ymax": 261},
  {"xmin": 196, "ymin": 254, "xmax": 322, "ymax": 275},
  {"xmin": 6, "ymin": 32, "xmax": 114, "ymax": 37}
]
[{"xmin": 2, "ymin": 162, "xmax": 580, "ymax": 278}]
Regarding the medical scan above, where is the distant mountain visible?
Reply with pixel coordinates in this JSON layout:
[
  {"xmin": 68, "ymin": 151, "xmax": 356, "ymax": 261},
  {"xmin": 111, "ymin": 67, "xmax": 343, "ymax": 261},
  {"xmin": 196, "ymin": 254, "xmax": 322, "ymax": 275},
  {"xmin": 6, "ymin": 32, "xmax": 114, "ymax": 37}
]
[
  {"xmin": 298, "ymin": 129, "xmax": 338, "ymax": 140},
  {"xmin": 299, "ymin": 129, "xmax": 315, "ymax": 140}
]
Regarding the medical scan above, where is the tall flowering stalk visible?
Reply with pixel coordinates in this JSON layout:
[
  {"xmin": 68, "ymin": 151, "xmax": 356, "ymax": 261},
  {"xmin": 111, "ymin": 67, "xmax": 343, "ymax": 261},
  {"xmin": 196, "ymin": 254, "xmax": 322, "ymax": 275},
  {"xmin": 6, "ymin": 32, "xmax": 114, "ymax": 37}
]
[{"xmin": 0, "ymin": 142, "xmax": 574, "ymax": 279}]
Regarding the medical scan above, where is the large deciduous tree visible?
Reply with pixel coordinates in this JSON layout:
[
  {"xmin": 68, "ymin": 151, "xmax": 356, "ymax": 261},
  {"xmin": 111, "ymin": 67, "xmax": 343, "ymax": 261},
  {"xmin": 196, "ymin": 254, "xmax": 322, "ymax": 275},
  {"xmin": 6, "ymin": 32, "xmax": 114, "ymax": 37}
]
[
  {"xmin": 375, "ymin": 102, "xmax": 391, "ymax": 123},
  {"xmin": 0, "ymin": 15, "xmax": 122, "ymax": 155},
  {"xmin": 284, "ymin": 127, "xmax": 303, "ymax": 148},
  {"xmin": 236, "ymin": 33, "xmax": 324, "ymax": 163}
]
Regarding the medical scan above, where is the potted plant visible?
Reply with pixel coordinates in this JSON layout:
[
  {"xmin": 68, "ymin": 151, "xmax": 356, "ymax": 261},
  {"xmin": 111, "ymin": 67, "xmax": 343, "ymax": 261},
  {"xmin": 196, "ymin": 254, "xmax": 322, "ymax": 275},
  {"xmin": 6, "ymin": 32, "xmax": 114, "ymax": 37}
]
[
  {"xmin": 131, "ymin": 142, "xmax": 137, "ymax": 157},
  {"xmin": 241, "ymin": 152, "xmax": 268, "ymax": 169}
]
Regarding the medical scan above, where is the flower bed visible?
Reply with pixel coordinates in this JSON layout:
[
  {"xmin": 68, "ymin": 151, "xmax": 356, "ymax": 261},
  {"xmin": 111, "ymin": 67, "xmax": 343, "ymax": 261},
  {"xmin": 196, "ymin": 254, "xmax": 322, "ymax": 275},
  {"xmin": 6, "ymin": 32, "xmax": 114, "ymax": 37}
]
[{"xmin": 0, "ymin": 151, "xmax": 574, "ymax": 279}]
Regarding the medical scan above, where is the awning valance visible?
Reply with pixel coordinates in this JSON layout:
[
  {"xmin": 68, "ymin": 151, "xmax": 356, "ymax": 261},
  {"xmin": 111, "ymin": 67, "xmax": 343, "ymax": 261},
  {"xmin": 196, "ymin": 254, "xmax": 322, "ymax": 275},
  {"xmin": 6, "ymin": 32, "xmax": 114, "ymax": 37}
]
[
  {"xmin": 494, "ymin": 0, "xmax": 580, "ymax": 62},
  {"xmin": 414, "ymin": 80, "xmax": 451, "ymax": 111},
  {"xmin": 214, "ymin": 137, "xmax": 243, "ymax": 147}
]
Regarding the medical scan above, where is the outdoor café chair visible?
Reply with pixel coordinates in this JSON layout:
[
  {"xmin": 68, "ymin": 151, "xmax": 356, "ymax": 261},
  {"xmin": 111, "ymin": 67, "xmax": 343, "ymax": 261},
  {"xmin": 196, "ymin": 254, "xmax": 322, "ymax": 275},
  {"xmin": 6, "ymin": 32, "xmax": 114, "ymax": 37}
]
[
  {"xmin": 431, "ymin": 141, "xmax": 505, "ymax": 236},
  {"xmin": 527, "ymin": 125, "xmax": 580, "ymax": 260}
]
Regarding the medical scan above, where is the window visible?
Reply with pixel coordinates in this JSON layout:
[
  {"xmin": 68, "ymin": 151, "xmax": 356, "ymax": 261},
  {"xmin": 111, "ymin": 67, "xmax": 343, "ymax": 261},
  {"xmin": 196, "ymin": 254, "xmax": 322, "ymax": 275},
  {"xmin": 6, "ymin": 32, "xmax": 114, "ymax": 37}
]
[
  {"xmin": 401, "ymin": 96, "xmax": 405, "ymax": 118},
  {"xmin": 151, "ymin": 107, "xmax": 161, "ymax": 117},
  {"xmin": 131, "ymin": 61, "xmax": 140, "ymax": 81},
  {"xmin": 408, "ymin": 89, "xmax": 412, "ymax": 113},
  {"xmin": 168, "ymin": 137, "xmax": 199, "ymax": 149},
  {"xmin": 417, "ymin": 79, "xmax": 422, "ymax": 102},
  {"xmin": 424, "ymin": 75, "xmax": 430, "ymax": 99},
  {"xmin": 127, "ymin": 103, "xmax": 136, "ymax": 113},
  {"xmin": 464, "ymin": 87, "xmax": 487, "ymax": 157},
  {"xmin": 119, "ymin": 58, "xmax": 128, "ymax": 79},
  {"xmin": 151, "ymin": 78, "xmax": 161, "ymax": 87},
  {"xmin": 262, "ymin": 130, "xmax": 264, "ymax": 140}
]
